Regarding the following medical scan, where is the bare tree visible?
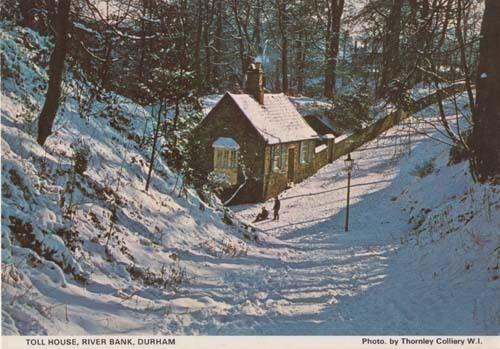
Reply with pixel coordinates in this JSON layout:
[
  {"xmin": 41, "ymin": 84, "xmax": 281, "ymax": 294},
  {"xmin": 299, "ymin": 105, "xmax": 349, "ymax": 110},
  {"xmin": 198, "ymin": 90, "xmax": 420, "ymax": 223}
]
[
  {"xmin": 377, "ymin": 0, "xmax": 403, "ymax": 98},
  {"xmin": 323, "ymin": 0, "xmax": 345, "ymax": 98},
  {"xmin": 277, "ymin": 0, "xmax": 289, "ymax": 94},
  {"xmin": 145, "ymin": 101, "xmax": 165, "ymax": 192},
  {"xmin": 37, "ymin": 0, "xmax": 71, "ymax": 146},
  {"xmin": 470, "ymin": 0, "xmax": 500, "ymax": 182}
]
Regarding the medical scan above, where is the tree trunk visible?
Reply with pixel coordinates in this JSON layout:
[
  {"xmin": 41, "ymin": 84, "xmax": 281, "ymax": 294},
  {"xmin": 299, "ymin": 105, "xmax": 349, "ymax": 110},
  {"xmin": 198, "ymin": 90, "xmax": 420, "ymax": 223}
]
[
  {"xmin": 274, "ymin": 59, "xmax": 281, "ymax": 92},
  {"xmin": 231, "ymin": 0, "xmax": 247, "ymax": 85},
  {"xmin": 278, "ymin": 0, "xmax": 289, "ymax": 94},
  {"xmin": 37, "ymin": 0, "xmax": 71, "ymax": 146},
  {"xmin": 323, "ymin": 0, "xmax": 344, "ymax": 98},
  {"xmin": 100, "ymin": 35, "xmax": 113, "ymax": 91},
  {"xmin": 203, "ymin": 0, "xmax": 216, "ymax": 85},
  {"xmin": 456, "ymin": 0, "xmax": 476, "ymax": 118},
  {"xmin": 137, "ymin": 0, "xmax": 149, "ymax": 83},
  {"xmin": 19, "ymin": 0, "xmax": 35, "ymax": 28},
  {"xmin": 416, "ymin": 0, "xmax": 431, "ymax": 83},
  {"xmin": 194, "ymin": 0, "xmax": 203, "ymax": 83},
  {"xmin": 46, "ymin": 0, "xmax": 58, "ymax": 31},
  {"xmin": 377, "ymin": 0, "xmax": 403, "ymax": 98},
  {"xmin": 145, "ymin": 102, "xmax": 164, "ymax": 192},
  {"xmin": 213, "ymin": 0, "xmax": 223, "ymax": 82},
  {"xmin": 171, "ymin": 100, "xmax": 180, "ymax": 150},
  {"xmin": 295, "ymin": 34, "xmax": 306, "ymax": 94},
  {"xmin": 470, "ymin": 0, "xmax": 500, "ymax": 182},
  {"xmin": 203, "ymin": 26, "xmax": 211, "ymax": 85},
  {"xmin": 254, "ymin": 0, "xmax": 263, "ymax": 57}
]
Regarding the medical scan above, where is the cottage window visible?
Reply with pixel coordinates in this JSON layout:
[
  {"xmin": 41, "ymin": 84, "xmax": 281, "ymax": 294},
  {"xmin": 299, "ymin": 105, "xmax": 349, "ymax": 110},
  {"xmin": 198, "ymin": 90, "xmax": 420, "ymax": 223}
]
[
  {"xmin": 271, "ymin": 144, "xmax": 286, "ymax": 172},
  {"xmin": 280, "ymin": 145, "xmax": 286, "ymax": 168},
  {"xmin": 212, "ymin": 138, "xmax": 240, "ymax": 185},
  {"xmin": 214, "ymin": 148, "xmax": 239, "ymax": 169},
  {"xmin": 299, "ymin": 140, "xmax": 313, "ymax": 164}
]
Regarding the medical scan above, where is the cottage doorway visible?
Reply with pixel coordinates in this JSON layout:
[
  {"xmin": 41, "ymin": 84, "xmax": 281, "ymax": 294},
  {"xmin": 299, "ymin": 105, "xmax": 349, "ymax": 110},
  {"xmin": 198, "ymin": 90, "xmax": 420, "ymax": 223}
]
[{"xmin": 288, "ymin": 148, "xmax": 295, "ymax": 183}]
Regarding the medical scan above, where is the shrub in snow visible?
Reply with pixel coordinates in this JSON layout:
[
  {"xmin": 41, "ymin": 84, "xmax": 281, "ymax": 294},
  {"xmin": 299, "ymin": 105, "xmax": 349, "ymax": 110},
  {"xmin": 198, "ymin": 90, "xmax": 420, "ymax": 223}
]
[
  {"xmin": 126, "ymin": 259, "xmax": 186, "ymax": 291},
  {"xmin": 196, "ymin": 172, "xmax": 231, "ymax": 208},
  {"xmin": 70, "ymin": 139, "xmax": 91, "ymax": 175},
  {"xmin": 411, "ymin": 159, "xmax": 435, "ymax": 178},
  {"xmin": 0, "ymin": 21, "xmax": 51, "ymax": 107},
  {"xmin": 448, "ymin": 142, "xmax": 471, "ymax": 165},
  {"xmin": 408, "ymin": 207, "xmax": 431, "ymax": 231},
  {"xmin": 95, "ymin": 204, "xmax": 135, "ymax": 262},
  {"xmin": 201, "ymin": 238, "xmax": 248, "ymax": 257},
  {"xmin": 55, "ymin": 227, "xmax": 82, "ymax": 253},
  {"xmin": 448, "ymin": 133, "xmax": 472, "ymax": 165},
  {"xmin": 206, "ymin": 171, "xmax": 230, "ymax": 193},
  {"xmin": 221, "ymin": 239, "xmax": 248, "ymax": 257},
  {"xmin": 104, "ymin": 101, "xmax": 130, "ymax": 132},
  {"xmin": 7, "ymin": 168, "xmax": 32, "ymax": 200},
  {"xmin": 242, "ymin": 226, "xmax": 259, "ymax": 243},
  {"xmin": 8, "ymin": 217, "xmax": 86, "ymax": 283}
]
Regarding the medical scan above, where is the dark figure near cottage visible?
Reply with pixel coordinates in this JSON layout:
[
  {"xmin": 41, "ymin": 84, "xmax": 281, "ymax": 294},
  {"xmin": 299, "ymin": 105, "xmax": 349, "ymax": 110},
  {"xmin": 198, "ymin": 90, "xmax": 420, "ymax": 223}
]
[
  {"xmin": 273, "ymin": 196, "xmax": 281, "ymax": 221},
  {"xmin": 254, "ymin": 207, "xmax": 269, "ymax": 222}
]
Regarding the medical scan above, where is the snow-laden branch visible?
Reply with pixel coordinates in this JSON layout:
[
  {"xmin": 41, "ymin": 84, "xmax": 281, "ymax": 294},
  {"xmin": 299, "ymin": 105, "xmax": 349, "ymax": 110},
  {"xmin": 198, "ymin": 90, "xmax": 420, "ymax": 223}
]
[{"xmin": 223, "ymin": 168, "xmax": 249, "ymax": 206}]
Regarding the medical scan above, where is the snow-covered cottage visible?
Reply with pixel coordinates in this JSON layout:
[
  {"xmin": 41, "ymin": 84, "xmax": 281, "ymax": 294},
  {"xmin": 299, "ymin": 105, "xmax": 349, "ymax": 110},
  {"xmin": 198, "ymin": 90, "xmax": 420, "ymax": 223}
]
[{"xmin": 194, "ymin": 62, "xmax": 336, "ymax": 204}]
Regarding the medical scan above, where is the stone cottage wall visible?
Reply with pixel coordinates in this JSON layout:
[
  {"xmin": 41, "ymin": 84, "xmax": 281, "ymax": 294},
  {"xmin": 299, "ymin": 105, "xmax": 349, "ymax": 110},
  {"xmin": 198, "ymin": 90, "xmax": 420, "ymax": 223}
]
[
  {"xmin": 262, "ymin": 143, "xmax": 291, "ymax": 200},
  {"xmin": 194, "ymin": 95, "xmax": 267, "ymax": 204},
  {"xmin": 262, "ymin": 140, "xmax": 331, "ymax": 201}
]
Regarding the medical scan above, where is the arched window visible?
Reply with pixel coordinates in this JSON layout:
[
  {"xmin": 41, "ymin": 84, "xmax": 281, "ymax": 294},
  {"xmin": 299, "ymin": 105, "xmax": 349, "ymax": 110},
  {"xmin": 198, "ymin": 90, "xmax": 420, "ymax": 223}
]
[{"xmin": 212, "ymin": 137, "xmax": 240, "ymax": 185}]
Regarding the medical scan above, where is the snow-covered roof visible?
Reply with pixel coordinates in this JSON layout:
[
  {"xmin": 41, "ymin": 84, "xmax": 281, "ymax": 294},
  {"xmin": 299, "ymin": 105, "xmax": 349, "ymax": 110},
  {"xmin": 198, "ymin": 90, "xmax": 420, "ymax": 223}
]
[
  {"xmin": 321, "ymin": 134, "xmax": 335, "ymax": 140},
  {"xmin": 226, "ymin": 93, "xmax": 318, "ymax": 144},
  {"xmin": 315, "ymin": 144, "xmax": 328, "ymax": 153},
  {"xmin": 334, "ymin": 134, "xmax": 351, "ymax": 144},
  {"xmin": 212, "ymin": 137, "xmax": 240, "ymax": 149}
]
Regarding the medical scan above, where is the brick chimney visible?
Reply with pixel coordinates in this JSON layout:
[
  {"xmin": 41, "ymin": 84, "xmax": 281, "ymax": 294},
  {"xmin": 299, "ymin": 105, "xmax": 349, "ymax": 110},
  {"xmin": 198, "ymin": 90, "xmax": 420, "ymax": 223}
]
[{"xmin": 246, "ymin": 62, "xmax": 264, "ymax": 104}]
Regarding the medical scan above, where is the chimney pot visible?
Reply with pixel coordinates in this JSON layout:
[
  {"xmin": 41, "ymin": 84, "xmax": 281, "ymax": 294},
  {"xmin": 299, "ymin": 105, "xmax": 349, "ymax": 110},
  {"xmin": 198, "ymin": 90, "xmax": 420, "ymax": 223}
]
[{"xmin": 246, "ymin": 60, "xmax": 264, "ymax": 104}]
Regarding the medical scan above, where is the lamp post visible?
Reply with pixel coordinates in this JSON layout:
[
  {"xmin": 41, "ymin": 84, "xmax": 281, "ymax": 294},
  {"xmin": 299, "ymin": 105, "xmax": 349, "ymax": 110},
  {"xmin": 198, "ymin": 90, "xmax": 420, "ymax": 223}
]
[{"xmin": 344, "ymin": 153, "xmax": 354, "ymax": 232}]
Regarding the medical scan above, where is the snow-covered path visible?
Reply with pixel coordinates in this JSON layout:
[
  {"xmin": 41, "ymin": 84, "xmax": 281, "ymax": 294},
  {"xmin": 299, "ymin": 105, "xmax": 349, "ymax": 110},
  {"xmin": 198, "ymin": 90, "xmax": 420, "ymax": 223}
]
[
  {"xmin": 224, "ymin": 122, "xmax": 420, "ymax": 334},
  {"xmin": 185, "ymin": 117, "xmax": 497, "ymax": 335}
]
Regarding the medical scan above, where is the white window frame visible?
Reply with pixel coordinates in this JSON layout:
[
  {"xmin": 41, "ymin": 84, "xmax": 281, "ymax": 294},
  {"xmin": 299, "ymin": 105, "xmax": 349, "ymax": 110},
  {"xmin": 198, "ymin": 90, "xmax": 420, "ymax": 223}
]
[
  {"xmin": 212, "ymin": 138, "xmax": 240, "ymax": 186},
  {"xmin": 230, "ymin": 149, "xmax": 238, "ymax": 168},
  {"xmin": 271, "ymin": 144, "xmax": 287, "ymax": 172},
  {"xmin": 214, "ymin": 148, "xmax": 239, "ymax": 169},
  {"xmin": 280, "ymin": 144, "xmax": 286, "ymax": 169},
  {"xmin": 300, "ymin": 140, "xmax": 312, "ymax": 164}
]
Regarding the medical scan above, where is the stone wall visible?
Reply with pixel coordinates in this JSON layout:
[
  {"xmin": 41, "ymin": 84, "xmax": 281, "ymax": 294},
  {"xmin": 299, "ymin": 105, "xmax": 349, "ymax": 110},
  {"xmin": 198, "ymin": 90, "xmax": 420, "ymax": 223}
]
[
  {"xmin": 313, "ymin": 144, "xmax": 330, "ymax": 172},
  {"xmin": 331, "ymin": 82, "xmax": 467, "ymax": 161}
]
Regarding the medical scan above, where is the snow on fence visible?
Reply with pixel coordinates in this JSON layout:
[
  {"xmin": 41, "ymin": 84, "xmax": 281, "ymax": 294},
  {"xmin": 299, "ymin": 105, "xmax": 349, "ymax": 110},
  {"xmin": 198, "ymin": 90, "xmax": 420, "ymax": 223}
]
[
  {"xmin": 315, "ymin": 144, "xmax": 328, "ymax": 154},
  {"xmin": 331, "ymin": 82, "xmax": 468, "ymax": 161}
]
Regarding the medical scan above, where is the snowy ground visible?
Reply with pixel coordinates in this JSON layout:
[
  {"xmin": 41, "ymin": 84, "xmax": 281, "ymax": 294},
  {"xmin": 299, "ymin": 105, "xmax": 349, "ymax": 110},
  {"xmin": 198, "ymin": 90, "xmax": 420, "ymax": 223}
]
[
  {"xmin": 2, "ymin": 22, "xmax": 499, "ymax": 335},
  {"xmin": 229, "ymin": 117, "xmax": 499, "ymax": 335}
]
